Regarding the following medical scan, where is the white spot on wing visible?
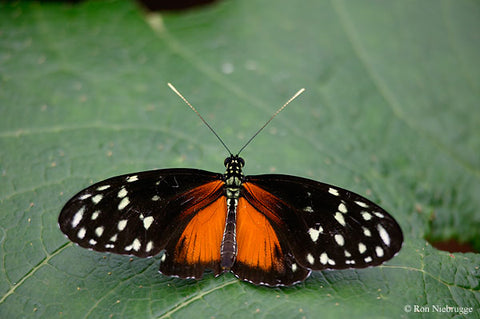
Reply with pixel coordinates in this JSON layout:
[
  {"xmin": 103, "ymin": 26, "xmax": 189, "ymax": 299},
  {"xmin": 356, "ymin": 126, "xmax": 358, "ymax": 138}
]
[
  {"xmin": 363, "ymin": 227, "xmax": 372, "ymax": 237},
  {"xmin": 89, "ymin": 239, "xmax": 97, "ymax": 245},
  {"xmin": 307, "ymin": 253, "xmax": 314, "ymax": 265},
  {"xmin": 77, "ymin": 227, "xmax": 86, "ymax": 239},
  {"xmin": 71, "ymin": 206, "xmax": 85, "ymax": 228},
  {"xmin": 344, "ymin": 250, "xmax": 351, "ymax": 257},
  {"xmin": 126, "ymin": 175, "xmax": 138, "ymax": 182},
  {"xmin": 320, "ymin": 252, "xmax": 328, "ymax": 265},
  {"xmin": 338, "ymin": 202, "xmax": 348, "ymax": 213},
  {"xmin": 151, "ymin": 195, "xmax": 160, "ymax": 201},
  {"xmin": 96, "ymin": 185, "xmax": 111, "ymax": 191},
  {"xmin": 364, "ymin": 256, "xmax": 373, "ymax": 263},
  {"xmin": 375, "ymin": 246, "xmax": 384, "ymax": 257},
  {"xmin": 355, "ymin": 201, "xmax": 369, "ymax": 208},
  {"xmin": 117, "ymin": 187, "xmax": 128, "ymax": 198},
  {"xmin": 361, "ymin": 211, "xmax": 372, "ymax": 221},
  {"xmin": 334, "ymin": 234, "xmax": 345, "ymax": 246},
  {"xmin": 91, "ymin": 210, "xmax": 100, "ymax": 220},
  {"xmin": 146, "ymin": 241, "xmax": 153, "ymax": 253},
  {"xmin": 110, "ymin": 234, "xmax": 118, "ymax": 242},
  {"xmin": 160, "ymin": 254, "xmax": 166, "ymax": 262},
  {"xmin": 143, "ymin": 216, "xmax": 154, "ymax": 230},
  {"xmin": 303, "ymin": 206, "xmax": 314, "ymax": 213},
  {"xmin": 117, "ymin": 219, "xmax": 128, "ymax": 231},
  {"xmin": 133, "ymin": 239, "xmax": 142, "ymax": 251},
  {"xmin": 334, "ymin": 212, "xmax": 346, "ymax": 226},
  {"xmin": 105, "ymin": 244, "xmax": 114, "ymax": 249},
  {"xmin": 79, "ymin": 193, "xmax": 91, "ymax": 200},
  {"xmin": 308, "ymin": 226, "xmax": 323, "ymax": 242},
  {"xmin": 118, "ymin": 197, "xmax": 130, "ymax": 210},
  {"xmin": 374, "ymin": 211, "xmax": 384, "ymax": 218},
  {"xmin": 125, "ymin": 239, "xmax": 141, "ymax": 251},
  {"xmin": 92, "ymin": 194, "xmax": 103, "ymax": 204},
  {"xmin": 377, "ymin": 224, "xmax": 391, "ymax": 246},
  {"xmin": 358, "ymin": 243, "xmax": 367, "ymax": 254},
  {"xmin": 291, "ymin": 263, "xmax": 297, "ymax": 272},
  {"xmin": 95, "ymin": 226, "xmax": 104, "ymax": 237},
  {"xmin": 328, "ymin": 188, "xmax": 339, "ymax": 196}
]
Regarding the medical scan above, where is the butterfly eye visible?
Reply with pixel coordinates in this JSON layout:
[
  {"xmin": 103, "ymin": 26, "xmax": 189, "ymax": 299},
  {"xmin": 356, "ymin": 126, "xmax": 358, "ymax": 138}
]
[
  {"xmin": 224, "ymin": 157, "xmax": 232, "ymax": 167},
  {"xmin": 238, "ymin": 157, "xmax": 245, "ymax": 167}
]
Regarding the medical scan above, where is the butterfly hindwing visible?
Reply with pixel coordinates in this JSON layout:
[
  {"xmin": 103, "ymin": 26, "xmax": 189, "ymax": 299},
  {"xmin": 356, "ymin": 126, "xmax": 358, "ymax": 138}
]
[
  {"xmin": 58, "ymin": 169, "xmax": 223, "ymax": 259},
  {"xmin": 159, "ymin": 195, "xmax": 226, "ymax": 279},
  {"xmin": 231, "ymin": 197, "xmax": 311, "ymax": 286},
  {"xmin": 243, "ymin": 174, "xmax": 403, "ymax": 271}
]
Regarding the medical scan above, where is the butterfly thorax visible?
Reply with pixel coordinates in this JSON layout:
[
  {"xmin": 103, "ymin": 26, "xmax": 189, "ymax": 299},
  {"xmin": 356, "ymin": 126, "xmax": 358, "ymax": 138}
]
[
  {"xmin": 223, "ymin": 155, "xmax": 245, "ymax": 199},
  {"xmin": 220, "ymin": 155, "xmax": 245, "ymax": 270}
]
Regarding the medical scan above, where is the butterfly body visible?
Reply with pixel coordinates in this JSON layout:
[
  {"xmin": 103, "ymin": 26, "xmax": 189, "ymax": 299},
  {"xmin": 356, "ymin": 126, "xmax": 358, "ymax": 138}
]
[
  {"xmin": 220, "ymin": 156, "xmax": 244, "ymax": 270},
  {"xmin": 59, "ymin": 154, "xmax": 403, "ymax": 286}
]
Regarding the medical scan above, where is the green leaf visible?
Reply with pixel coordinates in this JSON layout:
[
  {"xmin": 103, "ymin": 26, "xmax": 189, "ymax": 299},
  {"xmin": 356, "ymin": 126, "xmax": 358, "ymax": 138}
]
[{"xmin": 1, "ymin": 0, "xmax": 479, "ymax": 318}]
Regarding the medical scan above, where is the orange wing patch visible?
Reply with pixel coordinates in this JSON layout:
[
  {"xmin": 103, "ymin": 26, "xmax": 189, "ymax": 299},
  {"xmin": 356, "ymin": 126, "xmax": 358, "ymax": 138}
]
[
  {"xmin": 174, "ymin": 196, "xmax": 227, "ymax": 265},
  {"xmin": 236, "ymin": 197, "xmax": 284, "ymax": 273}
]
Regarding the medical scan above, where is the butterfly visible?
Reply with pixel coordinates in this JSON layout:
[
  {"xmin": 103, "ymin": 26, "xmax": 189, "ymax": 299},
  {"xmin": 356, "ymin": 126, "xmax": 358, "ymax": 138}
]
[{"xmin": 58, "ymin": 84, "xmax": 403, "ymax": 287}]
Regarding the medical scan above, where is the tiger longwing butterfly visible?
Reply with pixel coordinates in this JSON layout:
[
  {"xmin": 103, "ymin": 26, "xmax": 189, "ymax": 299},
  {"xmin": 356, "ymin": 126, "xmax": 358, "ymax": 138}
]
[{"xmin": 59, "ymin": 84, "xmax": 403, "ymax": 287}]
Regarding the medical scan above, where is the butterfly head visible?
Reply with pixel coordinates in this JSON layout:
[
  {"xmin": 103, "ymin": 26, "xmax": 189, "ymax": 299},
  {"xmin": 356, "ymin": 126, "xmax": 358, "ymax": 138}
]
[{"xmin": 223, "ymin": 155, "xmax": 245, "ymax": 182}]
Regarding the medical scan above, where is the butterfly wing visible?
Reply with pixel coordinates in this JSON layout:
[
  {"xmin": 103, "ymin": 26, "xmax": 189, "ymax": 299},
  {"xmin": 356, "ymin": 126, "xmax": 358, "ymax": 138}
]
[
  {"xmin": 58, "ymin": 169, "xmax": 224, "ymax": 279},
  {"xmin": 241, "ymin": 174, "xmax": 403, "ymax": 275}
]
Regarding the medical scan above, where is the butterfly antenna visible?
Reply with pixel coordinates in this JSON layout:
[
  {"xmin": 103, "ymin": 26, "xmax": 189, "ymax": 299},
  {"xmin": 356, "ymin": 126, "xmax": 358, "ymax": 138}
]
[
  {"xmin": 168, "ymin": 83, "xmax": 233, "ymax": 155},
  {"xmin": 237, "ymin": 88, "xmax": 305, "ymax": 155}
]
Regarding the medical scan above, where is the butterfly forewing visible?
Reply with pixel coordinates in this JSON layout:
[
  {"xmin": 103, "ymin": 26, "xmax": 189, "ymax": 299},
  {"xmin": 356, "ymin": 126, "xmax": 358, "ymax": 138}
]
[
  {"xmin": 59, "ymin": 169, "xmax": 223, "ymax": 259},
  {"xmin": 244, "ymin": 174, "xmax": 403, "ymax": 271}
]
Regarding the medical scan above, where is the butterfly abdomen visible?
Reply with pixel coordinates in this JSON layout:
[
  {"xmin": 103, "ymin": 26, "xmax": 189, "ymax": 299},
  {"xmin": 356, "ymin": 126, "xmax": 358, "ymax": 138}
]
[{"xmin": 220, "ymin": 202, "xmax": 238, "ymax": 270}]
